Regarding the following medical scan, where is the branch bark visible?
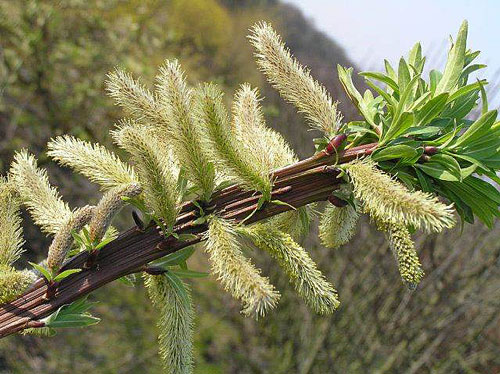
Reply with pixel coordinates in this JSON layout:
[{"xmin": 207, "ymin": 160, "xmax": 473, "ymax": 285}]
[{"xmin": 0, "ymin": 142, "xmax": 376, "ymax": 338}]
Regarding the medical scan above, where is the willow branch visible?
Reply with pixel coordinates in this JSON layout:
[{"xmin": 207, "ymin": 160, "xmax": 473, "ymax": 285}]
[{"xmin": 0, "ymin": 142, "xmax": 376, "ymax": 338}]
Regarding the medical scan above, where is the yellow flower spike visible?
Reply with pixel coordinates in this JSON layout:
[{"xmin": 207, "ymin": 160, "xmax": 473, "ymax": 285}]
[
  {"xmin": 156, "ymin": 60, "xmax": 215, "ymax": 201},
  {"xmin": 377, "ymin": 220, "xmax": 424, "ymax": 290},
  {"xmin": 47, "ymin": 205, "xmax": 95, "ymax": 272},
  {"xmin": 47, "ymin": 135, "xmax": 137, "ymax": 191},
  {"xmin": 145, "ymin": 273, "xmax": 194, "ymax": 374},
  {"xmin": 0, "ymin": 266, "xmax": 35, "ymax": 304},
  {"xmin": 0, "ymin": 178, "xmax": 24, "ymax": 266},
  {"xmin": 240, "ymin": 223, "xmax": 340, "ymax": 314},
  {"xmin": 89, "ymin": 183, "xmax": 142, "ymax": 243},
  {"xmin": 343, "ymin": 158, "xmax": 455, "ymax": 232},
  {"xmin": 196, "ymin": 83, "xmax": 272, "ymax": 198},
  {"xmin": 249, "ymin": 22, "xmax": 342, "ymax": 137},
  {"xmin": 113, "ymin": 121, "xmax": 180, "ymax": 229},
  {"xmin": 319, "ymin": 205, "xmax": 359, "ymax": 249},
  {"xmin": 10, "ymin": 150, "xmax": 72, "ymax": 235},
  {"xmin": 205, "ymin": 215, "xmax": 279, "ymax": 318}
]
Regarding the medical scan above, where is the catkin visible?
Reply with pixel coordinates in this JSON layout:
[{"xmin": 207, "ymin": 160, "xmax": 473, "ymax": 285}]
[
  {"xmin": 89, "ymin": 183, "xmax": 142, "ymax": 243},
  {"xmin": 47, "ymin": 205, "xmax": 95, "ymax": 272}
]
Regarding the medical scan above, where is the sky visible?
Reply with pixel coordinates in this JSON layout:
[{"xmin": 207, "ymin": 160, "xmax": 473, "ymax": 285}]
[{"xmin": 284, "ymin": 0, "xmax": 500, "ymax": 99}]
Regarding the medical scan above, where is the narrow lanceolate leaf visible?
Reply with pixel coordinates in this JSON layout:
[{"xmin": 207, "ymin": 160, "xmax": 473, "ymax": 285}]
[
  {"xmin": 106, "ymin": 68, "xmax": 163, "ymax": 125},
  {"xmin": 435, "ymin": 20, "xmax": 468, "ymax": 95},
  {"xmin": 240, "ymin": 223, "xmax": 340, "ymax": 314},
  {"xmin": 377, "ymin": 221, "xmax": 424, "ymax": 290},
  {"xmin": 205, "ymin": 216, "xmax": 279, "ymax": 318},
  {"xmin": 249, "ymin": 22, "xmax": 341, "ymax": 136},
  {"xmin": 10, "ymin": 150, "xmax": 72, "ymax": 235},
  {"xmin": 196, "ymin": 83, "xmax": 272, "ymax": 199},
  {"xmin": 156, "ymin": 60, "xmax": 215, "ymax": 201},
  {"xmin": 343, "ymin": 158, "xmax": 455, "ymax": 232},
  {"xmin": 113, "ymin": 121, "xmax": 180, "ymax": 228},
  {"xmin": 319, "ymin": 205, "xmax": 359, "ymax": 249},
  {"xmin": 47, "ymin": 135, "xmax": 136, "ymax": 191},
  {"xmin": 0, "ymin": 266, "xmax": 35, "ymax": 304},
  {"xmin": 0, "ymin": 178, "xmax": 24, "ymax": 266},
  {"xmin": 47, "ymin": 205, "xmax": 95, "ymax": 272},
  {"xmin": 144, "ymin": 273, "xmax": 194, "ymax": 374},
  {"xmin": 89, "ymin": 183, "xmax": 142, "ymax": 242}
]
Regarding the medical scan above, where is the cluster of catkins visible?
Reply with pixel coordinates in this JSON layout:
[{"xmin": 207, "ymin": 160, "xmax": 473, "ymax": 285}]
[{"xmin": 0, "ymin": 22, "xmax": 455, "ymax": 374}]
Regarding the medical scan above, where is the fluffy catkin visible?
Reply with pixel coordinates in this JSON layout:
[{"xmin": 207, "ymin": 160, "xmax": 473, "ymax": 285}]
[
  {"xmin": 106, "ymin": 68, "xmax": 163, "ymax": 125},
  {"xmin": 319, "ymin": 205, "xmax": 359, "ymax": 249},
  {"xmin": 47, "ymin": 135, "xmax": 136, "ymax": 191},
  {"xmin": 249, "ymin": 22, "xmax": 341, "ymax": 136},
  {"xmin": 270, "ymin": 206, "xmax": 314, "ymax": 242},
  {"xmin": 47, "ymin": 205, "xmax": 95, "ymax": 272},
  {"xmin": 156, "ymin": 60, "xmax": 215, "ymax": 201},
  {"xmin": 241, "ymin": 223, "xmax": 340, "ymax": 314},
  {"xmin": 377, "ymin": 221, "xmax": 424, "ymax": 289},
  {"xmin": 0, "ymin": 178, "xmax": 24, "ymax": 266},
  {"xmin": 0, "ymin": 265, "xmax": 35, "ymax": 304},
  {"xmin": 113, "ymin": 121, "xmax": 180, "ymax": 228},
  {"xmin": 144, "ymin": 273, "xmax": 194, "ymax": 374},
  {"xmin": 232, "ymin": 83, "xmax": 297, "ymax": 172},
  {"xmin": 205, "ymin": 216, "xmax": 279, "ymax": 318},
  {"xmin": 10, "ymin": 150, "xmax": 72, "ymax": 235},
  {"xmin": 196, "ymin": 83, "xmax": 272, "ymax": 198},
  {"xmin": 343, "ymin": 158, "xmax": 455, "ymax": 232},
  {"xmin": 89, "ymin": 183, "xmax": 142, "ymax": 243}
]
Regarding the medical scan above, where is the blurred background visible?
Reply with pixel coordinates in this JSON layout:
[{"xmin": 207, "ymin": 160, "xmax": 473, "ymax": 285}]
[{"xmin": 0, "ymin": 0, "xmax": 499, "ymax": 373}]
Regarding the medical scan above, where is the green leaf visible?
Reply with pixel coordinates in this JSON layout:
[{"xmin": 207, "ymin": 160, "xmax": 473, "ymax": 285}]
[
  {"xmin": 156, "ymin": 246, "xmax": 195, "ymax": 267},
  {"xmin": 359, "ymin": 71, "xmax": 399, "ymax": 92},
  {"xmin": 270, "ymin": 199, "xmax": 297, "ymax": 210},
  {"xmin": 398, "ymin": 57, "xmax": 411, "ymax": 92},
  {"xmin": 452, "ymin": 110, "xmax": 497, "ymax": 148},
  {"xmin": 416, "ymin": 162, "xmax": 460, "ymax": 181},
  {"xmin": 415, "ymin": 93, "xmax": 449, "ymax": 126},
  {"xmin": 170, "ymin": 269, "xmax": 209, "ymax": 279},
  {"xmin": 429, "ymin": 70, "xmax": 442, "ymax": 94},
  {"xmin": 415, "ymin": 167, "xmax": 433, "ymax": 192},
  {"xmin": 29, "ymin": 262, "xmax": 53, "ymax": 281},
  {"xmin": 93, "ymin": 236, "xmax": 115, "ymax": 250},
  {"xmin": 382, "ymin": 112, "xmax": 415, "ymax": 143},
  {"xmin": 478, "ymin": 79, "xmax": 488, "ymax": 114},
  {"xmin": 446, "ymin": 80, "xmax": 484, "ymax": 103},
  {"xmin": 118, "ymin": 274, "xmax": 137, "ymax": 287},
  {"xmin": 371, "ymin": 144, "xmax": 418, "ymax": 162},
  {"xmin": 44, "ymin": 314, "xmax": 101, "ymax": 329},
  {"xmin": 177, "ymin": 233, "xmax": 199, "ymax": 242},
  {"xmin": 53, "ymin": 268, "xmax": 82, "ymax": 282},
  {"xmin": 164, "ymin": 272, "xmax": 190, "ymax": 306},
  {"xmin": 435, "ymin": 20, "xmax": 468, "ymax": 94}
]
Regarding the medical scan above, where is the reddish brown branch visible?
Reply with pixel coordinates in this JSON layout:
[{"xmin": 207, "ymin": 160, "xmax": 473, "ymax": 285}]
[{"xmin": 0, "ymin": 142, "xmax": 376, "ymax": 338}]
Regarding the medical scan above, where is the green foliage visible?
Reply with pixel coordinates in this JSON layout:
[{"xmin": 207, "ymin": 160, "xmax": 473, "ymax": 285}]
[{"xmin": 337, "ymin": 21, "xmax": 500, "ymax": 228}]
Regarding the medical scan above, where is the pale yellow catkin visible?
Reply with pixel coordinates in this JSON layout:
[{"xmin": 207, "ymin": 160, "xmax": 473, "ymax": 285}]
[
  {"xmin": 319, "ymin": 205, "xmax": 359, "ymax": 249},
  {"xmin": 47, "ymin": 205, "xmax": 95, "ymax": 272},
  {"xmin": 241, "ymin": 223, "xmax": 340, "ymax": 314},
  {"xmin": 10, "ymin": 150, "xmax": 72, "ymax": 235},
  {"xmin": 47, "ymin": 135, "xmax": 137, "ymax": 191},
  {"xmin": 249, "ymin": 22, "xmax": 341, "ymax": 136},
  {"xmin": 89, "ymin": 183, "xmax": 142, "ymax": 243},
  {"xmin": 144, "ymin": 273, "xmax": 194, "ymax": 374},
  {"xmin": 112, "ymin": 120, "xmax": 180, "ymax": 229},
  {"xmin": 343, "ymin": 158, "xmax": 455, "ymax": 232},
  {"xmin": 377, "ymin": 220, "xmax": 424, "ymax": 289},
  {"xmin": 0, "ymin": 178, "xmax": 24, "ymax": 266},
  {"xmin": 156, "ymin": 60, "xmax": 215, "ymax": 201},
  {"xmin": 0, "ymin": 265, "xmax": 35, "ymax": 304},
  {"xmin": 205, "ymin": 216, "xmax": 279, "ymax": 318}
]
